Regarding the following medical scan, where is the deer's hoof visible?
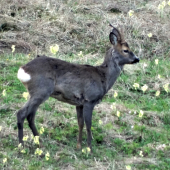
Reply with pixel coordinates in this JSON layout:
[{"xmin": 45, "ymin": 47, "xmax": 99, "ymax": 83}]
[{"xmin": 76, "ymin": 143, "xmax": 81, "ymax": 149}]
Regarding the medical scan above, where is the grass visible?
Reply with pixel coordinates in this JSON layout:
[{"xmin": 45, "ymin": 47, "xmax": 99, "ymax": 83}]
[{"xmin": 0, "ymin": 0, "xmax": 170, "ymax": 169}]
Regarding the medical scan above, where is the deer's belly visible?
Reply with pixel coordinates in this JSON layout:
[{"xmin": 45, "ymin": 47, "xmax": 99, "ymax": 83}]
[{"xmin": 50, "ymin": 91, "xmax": 84, "ymax": 106}]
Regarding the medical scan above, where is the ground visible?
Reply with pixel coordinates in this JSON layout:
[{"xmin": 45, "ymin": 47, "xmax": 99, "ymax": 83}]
[{"xmin": 0, "ymin": 0, "xmax": 170, "ymax": 169}]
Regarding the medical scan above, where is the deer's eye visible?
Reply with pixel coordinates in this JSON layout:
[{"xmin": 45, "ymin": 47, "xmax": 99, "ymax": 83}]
[{"xmin": 123, "ymin": 50, "xmax": 129, "ymax": 53}]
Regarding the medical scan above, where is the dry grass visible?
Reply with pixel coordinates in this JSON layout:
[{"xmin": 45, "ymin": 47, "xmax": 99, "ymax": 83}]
[{"xmin": 0, "ymin": 0, "xmax": 170, "ymax": 169}]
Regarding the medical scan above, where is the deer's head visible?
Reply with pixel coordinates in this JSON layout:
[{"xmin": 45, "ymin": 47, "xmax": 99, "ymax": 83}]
[{"xmin": 109, "ymin": 25, "xmax": 139, "ymax": 65}]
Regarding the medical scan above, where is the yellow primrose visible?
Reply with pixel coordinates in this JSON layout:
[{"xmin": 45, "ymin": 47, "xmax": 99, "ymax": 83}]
[
  {"xmin": 21, "ymin": 149, "xmax": 26, "ymax": 153},
  {"xmin": 163, "ymin": 83, "xmax": 169, "ymax": 93},
  {"xmin": 139, "ymin": 151, "xmax": 143, "ymax": 157},
  {"xmin": 2, "ymin": 89, "xmax": 6, "ymax": 97},
  {"xmin": 141, "ymin": 84, "xmax": 148, "ymax": 92},
  {"xmin": 158, "ymin": 74, "xmax": 161, "ymax": 79},
  {"xmin": 155, "ymin": 59, "xmax": 159, "ymax": 65},
  {"xmin": 23, "ymin": 92, "xmax": 29, "ymax": 100},
  {"xmin": 155, "ymin": 90, "xmax": 160, "ymax": 97},
  {"xmin": 3, "ymin": 158, "xmax": 7, "ymax": 164},
  {"xmin": 78, "ymin": 51, "xmax": 83, "ymax": 56},
  {"xmin": 45, "ymin": 152, "xmax": 50, "ymax": 161},
  {"xmin": 128, "ymin": 10, "xmax": 134, "ymax": 17},
  {"xmin": 133, "ymin": 83, "xmax": 139, "ymax": 90},
  {"xmin": 18, "ymin": 143, "xmax": 22, "ymax": 148},
  {"xmin": 158, "ymin": 4, "xmax": 164, "ymax": 10},
  {"xmin": 110, "ymin": 103, "xmax": 116, "ymax": 110},
  {"xmin": 168, "ymin": 1, "xmax": 170, "ymax": 6},
  {"xmin": 50, "ymin": 44, "xmax": 59, "ymax": 55},
  {"xmin": 99, "ymin": 120, "xmax": 103, "ymax": 125},
  {"xmin": 117, "ymin": 111, "xmax": 120, "ymax": 117},
  {"xmin": 162, "ymin": 1, "xmax": 166, "ymax": 7},
  {"xmin": 86, "ymin": 147, "xmax": 91, "ymax": 152},
  {"xmin": 82, "ymin": 148, "xmax": 85, "ymax": 153},
  {"xmin": 139, "ymin": 110, "xmax": 144, "ymax": 118},
  {"xmin": 34, "ymin": 136, "xmax": 40, "ymax": 145},
  {"xmin": 147, "ymin": 33, "xmax": 152, "ymax": 38},
  {"xmin": 126, "ymin": 165, "xmax": 131, "ymax": 170},
  {"xmin": 11, "ymin": 45, "xmax": 15, "ymax": 53},
  {"xmin": 23, "ymin": 135, "xmax": 29, "ymax": 141},
  {"xmin": 114, "ymin": 91, "xmax": 118, "ymax": 98},
  {"xmin": 39, "ymin": 127, "xmax": 44, "ymax": 135},
  {"xmin": 35, "ymin": 148, "xmax": 43, "ymax": 156}
]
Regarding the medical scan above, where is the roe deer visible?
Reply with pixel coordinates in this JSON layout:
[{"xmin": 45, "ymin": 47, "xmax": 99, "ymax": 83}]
[{"xmin": 17, "ymin": 26, "xmax": 139, "ymax": 151}]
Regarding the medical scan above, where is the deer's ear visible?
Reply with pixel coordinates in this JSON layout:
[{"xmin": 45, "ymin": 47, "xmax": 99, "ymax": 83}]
[
  {"xmin": 109, "ymin": 32, "xmax": 118, "ymax": 45},
  {"xmin": 109, "ymin": 27, "xmax": 122, "ymax": 45}
]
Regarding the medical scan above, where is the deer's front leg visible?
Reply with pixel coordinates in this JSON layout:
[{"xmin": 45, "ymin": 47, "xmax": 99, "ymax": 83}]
[
  {"xmin": 83, "ymin": 102, "xmax": 94, "ymax": 152},
  {"xmin": 76, "ymin": 105, "xmax": 84, "ymax": 149}
]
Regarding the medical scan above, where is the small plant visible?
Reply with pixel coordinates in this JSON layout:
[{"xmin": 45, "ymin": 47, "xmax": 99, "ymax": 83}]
[
  {"xmin": 50, "ymin": 44, "xmax": 59, "ymax": 55},
  {"xmin": 141, "ymin": 84, "xmax": 148, "ymax": 92},
  {"xmin": 128, "ymin": 10, "xmax": 134, "ymax": 17},
  {"xmin": 82, "ymin": 147, "xmax": 91, "ymax": 157},
  {"xmin": 22, "ymin": 92, "xmax": 29, "ymax": 100}
]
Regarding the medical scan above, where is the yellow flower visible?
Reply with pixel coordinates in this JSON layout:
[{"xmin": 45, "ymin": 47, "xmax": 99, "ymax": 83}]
[
  {"xmin": 82, "ymin": 148, "xmax": 85, "ymax": 153},
  {"xmin": 2, "ymin": 89, "xmax": 6, "ymax": 97},
  {"xmin": 0, "ymin": 126, "xmax": 2, "ymax": 132},
  {"xmin": 168, "ymin": 1, "xmax": 170, "ymax": 6},
  {"xmin": 21, "ymin": 149, "xmax": 26, "ymax": 153},
  {"xmin": 163, "ymin": 83, "xmax": 169, "ymax": 93},
  {"xmin": 82, "ymin": 147, "xmax": 91, "ymax": 154},
  {"xmin": 35, "ymin": 148, "xmax": 43, "ymax": 156},
  {"xmin": 147, "ymin": 33, "xmax": 152, "ymax": 38},
  {"xmin": 39, "ymin": 127, "xmax": 44, "ymax": 135},
  {"xmin": 114, "ymin": 91, "xmax": 118, "ymax": 98},
  {"xmin": 126, "ymin": 165, "xmax": 131, "ymax": 170},
  {"xmin": 45, "ymin": 152, "xmax": 50, "ymax": 161},
  {"xmin": 23, "ymin": 135, "xmax": 29, "ymax": 141},
  {"xmin": 23, "ymin": 92, "xmax": 29, "ymax": 100},
  {"xmin": 143, "ymin": 63, "xmax": 147, "ymax": 69},
  {"xmin": 133, "ymin": 83, "xmax": 139, "ymax": 90},
  {"xmin": 31, "ymin": 134, "xmax": 34, "ymax": 140},
  {"xmin": 3, "ymin": 158, "xmax": 7, "ymax": 164},
  {"xmin": 141, "ymin": 84, "xmax": 148, "ymax": 92},
  {"xmin": 128, "ymin": 10, "xmax": 134, "ymax": 17},
  {"xmin": 11, "ymin": 45, "xmax": 15, "ymax": 53},
  {"xmin": 86, "ymin": 147, "xmax": 91, "ymax": 152},
  {"xmin": 139, "ymin": 151, "xmax": 143, "ymax": 157},
  {"xmin": 99, "ymin": 120, "xmax": 103, "ymax": 125},
  {"xmin": 155, "ymin": 90, "xmax": 160, "ymax": 97},
  {"xmin": 50, "ymin": 44, "xmax": 59, "ymax": 55},
  {"xmin": 110, "ymin": 103, "xmax": 116, "ymax": 110},
  {"xmin": 18, "ymin": 143, "xmax": 22, "ymax": 148},
  {"xmin": 34, "ymin": 136, "xmax": 40, "ymax": 145},
  {"xmin": 155, "ymin": 59, "xmax": 159, "ymax": 65},
  {"xmin": 117, "ymin": 111, "xmax": 120, "ymax": 117},
  {"xmin": 78, "ymin": 51, "xmax": 83, "ymax": 56},
  {"xmin": 158, "ymin": 74, "xmax": 161, "ymax": 79},
  {"xmin": 162, "ymin": 1, "xmax": 166, "ymax": 7},
  {"xmin": 139, "ymin": 110, "xmax": 144, "ymax": 118},
  {"xmin": 158, "ymin": 4, "xmax": 163, "ymax": 10}
]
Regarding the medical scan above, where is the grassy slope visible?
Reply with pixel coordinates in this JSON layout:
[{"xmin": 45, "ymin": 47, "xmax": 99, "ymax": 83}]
[{"xmin": 0, "ymin": 0, "xmax": 170, "ymax": 169}]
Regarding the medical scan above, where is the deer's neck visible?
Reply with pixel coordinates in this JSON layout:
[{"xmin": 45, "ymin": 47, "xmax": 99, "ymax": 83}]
[{"xmin": 99, "ymin": 49, "xmax": 123, "ymax": 93}]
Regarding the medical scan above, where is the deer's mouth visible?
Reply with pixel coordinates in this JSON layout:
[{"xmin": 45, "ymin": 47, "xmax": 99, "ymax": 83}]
[{"xmin": 132, "ymin": 58, "xmax": 140, "ymax": 64}]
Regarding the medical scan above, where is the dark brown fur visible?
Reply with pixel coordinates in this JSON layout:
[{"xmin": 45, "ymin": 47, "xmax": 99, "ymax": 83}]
[{"xmin": 17, "ymin": 27, "xmax": 139, "ymax": 151}]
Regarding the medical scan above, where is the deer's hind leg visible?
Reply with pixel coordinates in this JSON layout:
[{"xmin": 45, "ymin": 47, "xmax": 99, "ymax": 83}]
[{"xmin": 17, "ymin": 78, "xmax": 54, "ymax": 144}]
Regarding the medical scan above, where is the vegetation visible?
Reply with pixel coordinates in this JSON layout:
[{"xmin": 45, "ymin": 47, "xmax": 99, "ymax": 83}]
[{"xmin": 0, "ymin": 0, "xmax": 170, "ymax": 169}]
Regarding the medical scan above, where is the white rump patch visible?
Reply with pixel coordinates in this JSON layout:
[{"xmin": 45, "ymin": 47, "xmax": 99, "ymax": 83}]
[{"xmin": 17, "ymin": 68, "xmax": 31, "ymax": 82}]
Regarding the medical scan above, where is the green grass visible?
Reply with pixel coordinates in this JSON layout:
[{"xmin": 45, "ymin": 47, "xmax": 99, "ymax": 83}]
[
  {"xmin": 0, "ymin": 51, "xmax": 170, "ymax": 170},
  {"xmin": 1, "ymin": 0, "xmax": 170, "ymax": 169}
]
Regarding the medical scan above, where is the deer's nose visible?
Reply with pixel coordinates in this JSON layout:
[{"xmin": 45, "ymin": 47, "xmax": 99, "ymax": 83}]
[{"xmin": 132, "ymin": 57, "xmax": 140, "ymax": 64}]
